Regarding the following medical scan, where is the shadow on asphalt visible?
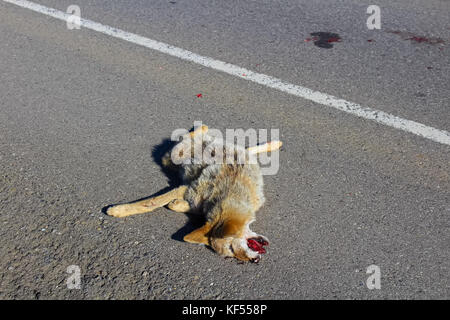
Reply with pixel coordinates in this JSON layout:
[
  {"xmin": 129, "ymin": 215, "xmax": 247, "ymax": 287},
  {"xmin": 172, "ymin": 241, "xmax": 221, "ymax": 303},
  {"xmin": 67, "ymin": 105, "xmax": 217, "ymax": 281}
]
[
  {"xmin": 151, "ymin": 138, "xmax": 206, "ymax": 242},
  {"xmin": 102, "ymin": 136, "xmax": 206, "ymax": 243}
]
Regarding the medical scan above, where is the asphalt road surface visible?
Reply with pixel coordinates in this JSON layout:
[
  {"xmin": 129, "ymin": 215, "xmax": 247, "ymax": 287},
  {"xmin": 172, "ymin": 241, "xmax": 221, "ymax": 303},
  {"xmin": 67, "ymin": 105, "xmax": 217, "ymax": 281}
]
[{"xmin": 0, "ymin": 0, "xmax": 449, "ymax": 299}]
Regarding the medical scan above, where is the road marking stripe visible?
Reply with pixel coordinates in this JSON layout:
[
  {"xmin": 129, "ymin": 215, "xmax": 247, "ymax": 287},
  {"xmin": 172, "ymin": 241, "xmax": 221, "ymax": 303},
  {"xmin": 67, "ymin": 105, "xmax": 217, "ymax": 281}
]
[{"xmin": 4, "ymin": 0, "xmax": 450, "ymax": 146}]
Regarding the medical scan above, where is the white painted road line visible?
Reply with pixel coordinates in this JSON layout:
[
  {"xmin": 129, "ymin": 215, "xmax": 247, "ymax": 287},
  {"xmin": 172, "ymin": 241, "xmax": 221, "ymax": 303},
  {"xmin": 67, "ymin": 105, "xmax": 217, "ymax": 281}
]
[{"xmin": 3, "ymin": 0, "xmax": 450, "ymax": 146}]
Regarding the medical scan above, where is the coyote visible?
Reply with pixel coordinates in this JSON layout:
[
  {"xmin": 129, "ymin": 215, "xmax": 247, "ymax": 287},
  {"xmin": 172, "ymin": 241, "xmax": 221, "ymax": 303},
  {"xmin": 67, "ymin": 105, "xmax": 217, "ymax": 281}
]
[{"xmin": 107, "ymin": 125, "xmax": 282, "ymax": 262}]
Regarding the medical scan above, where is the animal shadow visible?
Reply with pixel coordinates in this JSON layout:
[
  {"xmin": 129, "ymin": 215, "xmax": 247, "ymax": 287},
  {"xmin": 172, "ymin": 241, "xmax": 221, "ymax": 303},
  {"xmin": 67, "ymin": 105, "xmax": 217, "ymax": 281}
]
[
  {"xmin": 102, "ymin": 136, "xmax": 206, "ymax": 242},
  {"xmin": 151, "ymin": 138, "xmax": 181, "ymax": 188},
  {"xmin": 151, "ymin": 138, "xmax": 206, "ymax": 242}
]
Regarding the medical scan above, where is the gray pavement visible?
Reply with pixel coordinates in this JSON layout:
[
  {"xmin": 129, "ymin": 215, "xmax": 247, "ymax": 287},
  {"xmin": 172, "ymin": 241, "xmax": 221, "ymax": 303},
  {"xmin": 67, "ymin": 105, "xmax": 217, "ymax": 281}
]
[{"xmin": 0, "ymin": 0, "xmax": 449, "ymax": 299}]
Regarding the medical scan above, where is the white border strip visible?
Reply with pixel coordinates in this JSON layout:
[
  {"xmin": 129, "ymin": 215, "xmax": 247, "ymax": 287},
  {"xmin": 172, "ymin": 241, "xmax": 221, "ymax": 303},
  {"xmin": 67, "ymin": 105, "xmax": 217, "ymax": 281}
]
[{"xmin": 3, "ymin": 0, "xmax": 450, "ymax": 146}]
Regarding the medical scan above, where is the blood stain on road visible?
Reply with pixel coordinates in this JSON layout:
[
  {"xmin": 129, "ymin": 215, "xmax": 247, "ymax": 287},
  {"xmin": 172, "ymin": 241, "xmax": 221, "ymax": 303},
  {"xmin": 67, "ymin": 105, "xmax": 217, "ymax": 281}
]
[
  {"xmin": 309, "ymin": 32, "xmax": 342, "ymax": 49},
  {"xmin": 387, "ymin": 30, "xmax": 445, "ymax": 45}
]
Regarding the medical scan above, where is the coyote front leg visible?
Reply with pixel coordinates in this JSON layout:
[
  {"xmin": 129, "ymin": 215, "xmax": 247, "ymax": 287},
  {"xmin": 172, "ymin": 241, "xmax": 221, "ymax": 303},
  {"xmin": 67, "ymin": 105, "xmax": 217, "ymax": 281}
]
[
  {"xmin": 247, "ymin": 141, "xmax": 283, "ymax": 155},
  {"xmin": 107, "ymin": 186, "xmax": 188, "ymax": 218}
]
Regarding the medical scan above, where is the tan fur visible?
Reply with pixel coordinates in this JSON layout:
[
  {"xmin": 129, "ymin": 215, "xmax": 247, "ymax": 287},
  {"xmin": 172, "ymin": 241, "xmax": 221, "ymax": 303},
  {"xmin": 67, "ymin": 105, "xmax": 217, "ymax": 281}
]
[{"xmin": 107, "ymin": 125, "xmax": 281, "ymax": 262}]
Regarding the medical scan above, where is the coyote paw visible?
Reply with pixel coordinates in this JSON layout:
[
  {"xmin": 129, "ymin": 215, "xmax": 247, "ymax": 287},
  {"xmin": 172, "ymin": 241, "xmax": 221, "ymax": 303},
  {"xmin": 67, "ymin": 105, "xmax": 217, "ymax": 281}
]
[
  {"xmin": 167, "ymin": 199, "xmax": 190, "ymax": 212},
  {"xmin": 106, "ymin": 204, "xmax": 131, "ymax": 218}
]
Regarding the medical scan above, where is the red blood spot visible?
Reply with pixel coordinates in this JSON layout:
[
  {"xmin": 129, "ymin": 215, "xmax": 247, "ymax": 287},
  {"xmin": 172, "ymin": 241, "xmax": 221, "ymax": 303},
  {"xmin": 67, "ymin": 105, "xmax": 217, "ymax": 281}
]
[
  {"xmin": 327, "ymin": 37, "xmax": 341, "ymax": 43},
  {"xmin": 367, "ymin": 39, "xmax": 375, "ymax": 42},
  {"xmin": 408, "ymin": 36, "xmax": 444, "ymax": 44},
  {"xmin": 408, "ymin": 36, "xmax": 428, "ymax": 43},
  {"xmin": 247, "ymin": 238, "xmax": 268, "ymax": 254},
  {"xmin": 242, "ymin": 73, "xmax": 247, "ymax": 76},
  {"xmin": 305, "ymin": 37, "xmax": 319, "ymax": 42},
  {"xmin": 196, "ymin": 94, "xmax": 202, "ymax": 98},
  {"xmin": 247, "ymin": 239, "xmax": 265, "ymax": 254},
  {"xmin": 388, "ymin": 30, "xmax": 445, "ymax": 45}
]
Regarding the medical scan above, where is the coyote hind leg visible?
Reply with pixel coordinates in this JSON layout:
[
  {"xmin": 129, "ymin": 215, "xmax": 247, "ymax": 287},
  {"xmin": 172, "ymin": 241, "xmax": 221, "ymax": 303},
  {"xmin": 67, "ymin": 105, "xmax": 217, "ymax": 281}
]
[{"xmin": 107, "ymin": 186, "xmax": 188, "ymax": 218}]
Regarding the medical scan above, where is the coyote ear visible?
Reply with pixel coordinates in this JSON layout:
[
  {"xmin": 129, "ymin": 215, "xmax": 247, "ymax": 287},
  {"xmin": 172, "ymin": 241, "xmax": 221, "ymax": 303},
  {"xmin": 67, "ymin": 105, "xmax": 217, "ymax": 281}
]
[
  {"xmin": 183, "ymin": 223, "xmax": 211, "ymax": 245},
  {"xmin": 214, "ymin": 217, "xmax": 246, "ymax": 238}
]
